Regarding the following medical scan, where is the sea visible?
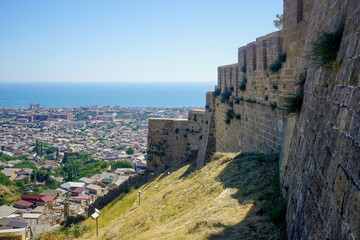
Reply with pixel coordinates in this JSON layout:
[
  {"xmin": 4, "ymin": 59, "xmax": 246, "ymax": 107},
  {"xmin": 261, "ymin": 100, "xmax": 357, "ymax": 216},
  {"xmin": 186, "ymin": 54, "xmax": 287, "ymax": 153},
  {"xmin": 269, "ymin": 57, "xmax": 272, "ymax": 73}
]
[{"xmin": 0, "ymin": 82, "xmax": 216, "ymax": 108}]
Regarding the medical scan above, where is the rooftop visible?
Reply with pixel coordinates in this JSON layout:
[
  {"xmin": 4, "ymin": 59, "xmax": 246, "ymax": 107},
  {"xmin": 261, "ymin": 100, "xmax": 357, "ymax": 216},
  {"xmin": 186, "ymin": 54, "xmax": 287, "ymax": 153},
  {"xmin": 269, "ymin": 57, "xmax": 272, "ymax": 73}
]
[{"xmin": 0, "ymin": 206, "xmax": 18, "ymax": 217}]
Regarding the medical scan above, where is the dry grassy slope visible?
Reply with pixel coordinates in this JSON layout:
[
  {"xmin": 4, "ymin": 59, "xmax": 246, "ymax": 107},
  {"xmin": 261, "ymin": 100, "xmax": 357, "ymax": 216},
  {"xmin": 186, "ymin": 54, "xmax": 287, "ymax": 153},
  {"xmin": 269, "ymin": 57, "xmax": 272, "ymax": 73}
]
[
  {"xmin": 0, "ymin": 183, "xmax": 21, "ymax": 205},
  {"xmin": 44, "ymin": 152, "xmax": 284, "ymax": 240}
]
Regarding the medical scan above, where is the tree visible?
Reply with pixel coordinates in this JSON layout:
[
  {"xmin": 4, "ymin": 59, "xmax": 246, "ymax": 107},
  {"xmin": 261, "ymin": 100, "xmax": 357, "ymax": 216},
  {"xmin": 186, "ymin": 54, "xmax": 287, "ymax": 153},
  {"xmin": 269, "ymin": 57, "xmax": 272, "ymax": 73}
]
[
  {"xmin": 35, "ymin": 139, "xmax": 44, "ymax": 156},
  {"xmin": 46, "ymin": 146, "xmax": 55, "ymax": 154},
  {"xmin": 110, "ymin": 160, "xmax": 133, "ymax": 169},
  {"xmin": 274, "ymin": 14, "xmax": 283, "ymax": 29},
  {"xmin": 0, "ymin": 172, "xmax": 12, "ymax": 186},
  {"xmin": 56, "ymin": 147, "xmax": 59, "ymax": 160},
  {"xmin": 126, "ymin": 147, "xmax": 134, "ymax": 155},
  {"xmin": 46, "ymin": 178, "xmax": 59, "ymax": 189}
]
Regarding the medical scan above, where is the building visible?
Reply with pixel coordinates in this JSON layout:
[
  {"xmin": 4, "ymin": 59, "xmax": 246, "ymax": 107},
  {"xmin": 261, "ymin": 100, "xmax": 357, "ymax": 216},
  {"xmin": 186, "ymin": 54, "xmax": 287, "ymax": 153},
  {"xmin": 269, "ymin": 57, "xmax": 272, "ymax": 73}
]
[
  {"xmin": 78, "ymin": 177, "xmax": 95, "ymax": 186},
  {"xmin": 86, "ymin": 184, "xmax": 101, "ymax": 195},
  {"xmin": 13, "ymin": 200, "xmax": 34, "ymax": 209},
  {"xmin": 59, "ymin": 182, "xmax": 85, "ymax": 191},
  {"xmin": 71, "ymin": 187, "xmax": 87, "ymax": 196},
  {"xmin": 21, "ymin": 194, "xmax": 56, "ymax": 206},
  {"xmin": 1, "ymin": 169, "xmax": 17, "ymax": 180},
  {"xmin": 0, "ymin": 205, "xmax": 19, "ymax": 218}
]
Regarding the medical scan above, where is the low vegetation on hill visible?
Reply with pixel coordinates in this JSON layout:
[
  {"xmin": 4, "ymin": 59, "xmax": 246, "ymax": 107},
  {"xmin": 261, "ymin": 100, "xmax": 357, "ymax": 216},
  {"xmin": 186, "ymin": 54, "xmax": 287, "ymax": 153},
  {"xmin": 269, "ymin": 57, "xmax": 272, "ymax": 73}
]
[
  {"xmin": 41, "ymin": 152, "xmax": 286, "ymax": 240},
  {"xmin": 0, "ymin": 183, "xmax": 21, "ymax": 205}
]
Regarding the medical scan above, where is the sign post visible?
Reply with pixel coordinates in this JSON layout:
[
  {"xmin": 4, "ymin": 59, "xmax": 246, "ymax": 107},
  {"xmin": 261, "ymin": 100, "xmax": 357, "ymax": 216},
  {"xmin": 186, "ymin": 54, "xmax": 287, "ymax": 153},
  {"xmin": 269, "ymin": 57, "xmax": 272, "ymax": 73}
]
[
  {"xmin": 91, "ymin": 208, "xmax": 100, "ymax": 237},
  {"xmin": 138, "ymin": 190, "xmax": 142, "ymax": 205}
]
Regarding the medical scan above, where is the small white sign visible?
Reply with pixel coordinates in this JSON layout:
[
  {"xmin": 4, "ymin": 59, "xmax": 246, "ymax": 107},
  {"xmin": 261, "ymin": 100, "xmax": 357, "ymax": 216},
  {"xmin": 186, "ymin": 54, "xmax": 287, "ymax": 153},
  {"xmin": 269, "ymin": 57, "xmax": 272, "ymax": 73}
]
[{"xmin": 91, "ymin": 212, "xmax": 99, "ymax": 219}]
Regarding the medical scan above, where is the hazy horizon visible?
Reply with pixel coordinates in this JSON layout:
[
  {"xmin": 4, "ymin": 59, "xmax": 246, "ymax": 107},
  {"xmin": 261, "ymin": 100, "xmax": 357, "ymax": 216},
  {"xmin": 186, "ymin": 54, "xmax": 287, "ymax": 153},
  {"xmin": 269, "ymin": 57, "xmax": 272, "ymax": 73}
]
[{"xmin": 0, "ymin": 81, "xmax": 215, "ymax": 108}]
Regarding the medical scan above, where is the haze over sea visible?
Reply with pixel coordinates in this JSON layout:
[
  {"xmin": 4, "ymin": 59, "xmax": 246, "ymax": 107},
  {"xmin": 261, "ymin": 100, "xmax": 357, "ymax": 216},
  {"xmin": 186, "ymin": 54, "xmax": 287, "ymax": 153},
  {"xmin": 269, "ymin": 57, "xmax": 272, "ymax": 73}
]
[{"xmin": 0, "ymin": 82, "xmax": 215, "ymax": 108}]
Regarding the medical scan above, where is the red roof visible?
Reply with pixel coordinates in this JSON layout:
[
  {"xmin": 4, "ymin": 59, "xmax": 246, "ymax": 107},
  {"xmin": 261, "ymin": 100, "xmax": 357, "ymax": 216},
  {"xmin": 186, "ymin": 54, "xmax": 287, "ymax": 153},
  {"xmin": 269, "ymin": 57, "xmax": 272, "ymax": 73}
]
[
  {"xmin": 22, "ymin": 194, "xmax": 44, "ymax": 201},
  {"xmin": 71, "ymin": 187, "xmax": 86, "ymax": 194},
  {"xmin": 14, "ymin": 200, "xmax": 34, "ymax": 207},
  {"xmin": 40, "ymin": 195, "xmax": 56, "ymax": 202},
  {"xmin": 22, "ymin": 194, "xmax": 56, "ymax": 202},
  {"xmin": 0, "ymin": 226, "xmax": 13, "ymax": 230}
]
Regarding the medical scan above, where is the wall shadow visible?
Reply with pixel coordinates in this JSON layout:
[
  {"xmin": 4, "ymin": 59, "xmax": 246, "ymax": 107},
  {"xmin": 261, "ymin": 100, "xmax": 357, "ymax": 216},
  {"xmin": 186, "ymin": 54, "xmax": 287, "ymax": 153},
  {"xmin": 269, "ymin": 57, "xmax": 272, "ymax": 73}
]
[{"xmin": 206, "ymin": 153, "xmax": 286, "ymax": 240}]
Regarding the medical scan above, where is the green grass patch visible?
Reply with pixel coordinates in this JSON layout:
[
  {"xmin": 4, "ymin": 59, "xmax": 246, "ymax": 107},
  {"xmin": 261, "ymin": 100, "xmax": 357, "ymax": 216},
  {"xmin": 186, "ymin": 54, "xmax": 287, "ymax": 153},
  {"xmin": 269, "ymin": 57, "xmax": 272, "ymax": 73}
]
[
  {"xmin": 307, "ymin": 22, "xmax": 344, "ymax": 68},
  {"xmin": 241, "ymin": 64, "xmax": 247, "ymax": 73},
  {"xmin": 284, "ymin": 90, "xmax": 304, "ymax": 115},
  {"xmin": 239, "ymin": 76, "xmax": 247, "ymax": 91},
  {"xmin": 225, "ymin": 109, "xmax": 235, "ymax": 124},
  {"xmin": 221, "ymin": 88, "xmax": 232, "ymax": 103},
  {"xmin": 269, "ymin": 53, "xmax": 286, "ymax": 73}
]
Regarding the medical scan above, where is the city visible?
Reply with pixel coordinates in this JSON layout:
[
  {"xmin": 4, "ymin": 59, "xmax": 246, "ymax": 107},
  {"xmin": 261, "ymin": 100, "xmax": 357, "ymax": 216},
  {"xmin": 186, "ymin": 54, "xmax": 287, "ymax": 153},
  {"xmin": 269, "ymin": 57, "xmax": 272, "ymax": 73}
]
[{"xmin": 0, "ymin": 104, "xmax": 193, "ymax": 238}]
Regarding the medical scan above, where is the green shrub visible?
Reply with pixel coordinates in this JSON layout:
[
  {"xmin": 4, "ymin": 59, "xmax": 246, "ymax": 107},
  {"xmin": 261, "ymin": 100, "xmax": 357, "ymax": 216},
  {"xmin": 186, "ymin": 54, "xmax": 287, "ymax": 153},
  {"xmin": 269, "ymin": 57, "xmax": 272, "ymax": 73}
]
[
  {"xmin": 295, "ymin": 69, "xmax": 307, "ymax": 86},
  {"xmin": 308, "ymin": 22, "xmax": 344, "ymax": 68},
  {"xmin": 212, "ymin": 88, "xmax": 221, "ymax": 98},
  {"xmin": 225, "ymin": 109, "xmax": 236, "ymax": 124},
  {"xmin": 246, "ymin": 98, "xmax": 256, "ymax": 104},
  {"xmin": 239, "ymin": 76, "xmax": 247, "ymax": 91},
  {"xmin": 221, "ymin": 89, "xmax": 231, "ymax": 103},
  {"xmin": 270, "ymin": 102, "xmax": 277, "ymax": 110},
  {"xmin": 284, "ymin": 90, "xmax": 304, "ymax": 115},
  {"xmin": 269, "ymin": 53, "xmax": 286, "ymax": 73},
  {"xmin": 272, "ymin": 83, "xmax": 278, "ymax": 90},
  {"xmin": 264, "ymin": 95, "xmax": 268, "ymax": 101},
  {"xmin": 241, "ymin": 64, "xmax": 247, "ymax": 73}
]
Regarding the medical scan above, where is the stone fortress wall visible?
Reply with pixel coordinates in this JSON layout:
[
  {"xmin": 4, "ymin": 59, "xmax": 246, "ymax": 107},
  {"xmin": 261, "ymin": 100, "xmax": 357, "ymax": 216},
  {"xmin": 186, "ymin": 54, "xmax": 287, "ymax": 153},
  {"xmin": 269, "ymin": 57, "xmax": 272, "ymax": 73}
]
[
  {"xmin": 147, "ymin": 0, "xmax": 360, "ymax": 238},
  {"xmin": 147, "ymin": 109, "xmax": 204, "ymax": 174},
  {"xmin": 282, "ymin": 0, "xmax": 360, "ymax": 239}
]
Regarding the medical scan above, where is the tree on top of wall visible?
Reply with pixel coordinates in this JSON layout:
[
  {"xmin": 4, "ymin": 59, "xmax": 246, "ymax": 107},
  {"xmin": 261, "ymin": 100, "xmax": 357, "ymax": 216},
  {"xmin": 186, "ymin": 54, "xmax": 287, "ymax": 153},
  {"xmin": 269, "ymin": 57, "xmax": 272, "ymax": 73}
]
[{"xmin": 274, "ymin": 14, "xmax": 283, "ymax": 29}]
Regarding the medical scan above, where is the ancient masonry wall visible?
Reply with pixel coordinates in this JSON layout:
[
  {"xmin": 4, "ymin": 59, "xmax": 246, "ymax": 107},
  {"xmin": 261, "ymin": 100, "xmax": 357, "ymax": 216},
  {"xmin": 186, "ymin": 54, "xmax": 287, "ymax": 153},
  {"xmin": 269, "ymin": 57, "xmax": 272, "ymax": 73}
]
[
  {"xmin": 147, "ymin": 109, "xmax": 204, "ymax": 174},
  {"xmin": 282, "ymin": 0, "xmax": 360, "ymax": 239},
  {"xmin": 147, "ymin": 0, "xmax": 359, "ymax": 238},
  {"xmin": 214, "ymin": 30, "xmax": 292, "ymax": 154}
]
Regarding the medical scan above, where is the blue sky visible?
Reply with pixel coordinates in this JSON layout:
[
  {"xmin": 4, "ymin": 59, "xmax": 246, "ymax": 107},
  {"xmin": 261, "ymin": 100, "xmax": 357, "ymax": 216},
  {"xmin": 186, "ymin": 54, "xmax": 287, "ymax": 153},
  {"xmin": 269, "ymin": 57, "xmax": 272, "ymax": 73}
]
[{"xmin": 0, "ymin": 0, "xmax": 283, "ymax": 83}]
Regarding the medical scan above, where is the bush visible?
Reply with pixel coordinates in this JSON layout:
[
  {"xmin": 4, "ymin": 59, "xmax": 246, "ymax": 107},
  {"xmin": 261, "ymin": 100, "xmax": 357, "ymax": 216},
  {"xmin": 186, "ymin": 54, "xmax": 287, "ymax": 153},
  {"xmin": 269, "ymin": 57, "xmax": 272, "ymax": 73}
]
[
  {"xmin": 126, "ymin": 147, "xmax": 134, "ymax": 155},
  {"xmin": 269, "ymin": 53, "xmax": 286, "ymax": 73},
  {"xmin": 295, "ymin": 69, "xmax": 307, "ymax": 86},
  {"xmin": 241, "ymin": 64, "xmax": 247, "ymax": 73},
  {"xmin": 225, "ymin": 109, "xmax": 235, "ymax": 124},
  {"xmin": 61, "ymin": 215, "xmax": 86, "ymax": 228},
  {"xmin": 284, "ymin": 90, "xmax": 304, "ymax": 115},
  {"xmin": 221, "ymin": 89, "xmax": 231, "ymax": 103},
  {"xmin": 272, "ymin": 83, "xmax": 278, "ymax": 90},
  {"xmin": 270, "ymin": 102, "xmax": 277, "ymax": 110},
  {"xmin": 308, "ymin": 22, "xmax": 344, "ymax": 68},
  {"xmin": 0, "ymin": 173, "xmax": 12, "ymax": 186},
  {"xmin": 246, "ymin": 98, "xmax": 256, "ymax": 104},
  {"xmin": 212, "ymin": 88, "xmax": 221, "ymax": 98},
  {"xmin": 239, "ymin": 76, "xmax": 247, "ymax": 91}
]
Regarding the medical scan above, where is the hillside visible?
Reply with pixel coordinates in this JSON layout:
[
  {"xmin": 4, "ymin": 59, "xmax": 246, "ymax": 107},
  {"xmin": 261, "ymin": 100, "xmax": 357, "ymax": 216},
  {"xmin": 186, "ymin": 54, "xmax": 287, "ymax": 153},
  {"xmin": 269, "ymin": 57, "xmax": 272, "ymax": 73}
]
[
  {"xmin": 0, "ymin": 183, "xmax": 21, "ymax": 205},
  {"xmin": 42, "ymin": 152, "xmax": 285, "ymax": 240}
]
